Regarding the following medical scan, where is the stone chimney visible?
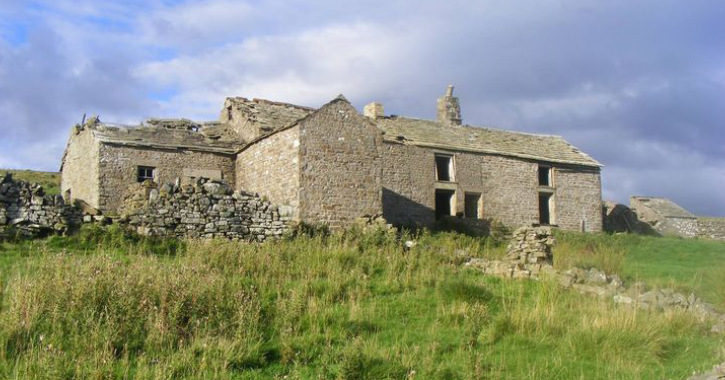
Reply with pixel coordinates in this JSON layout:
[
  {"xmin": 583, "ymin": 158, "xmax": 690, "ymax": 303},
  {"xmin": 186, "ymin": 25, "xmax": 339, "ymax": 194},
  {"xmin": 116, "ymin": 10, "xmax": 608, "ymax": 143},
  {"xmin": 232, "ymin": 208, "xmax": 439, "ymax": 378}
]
[
  {"xmin": 364, "ymin": 102, "xmax": 385, "ymax": 120},
  {"xmin": 437, "ymin": 85, "xmax": 462, "ymax": 126}
]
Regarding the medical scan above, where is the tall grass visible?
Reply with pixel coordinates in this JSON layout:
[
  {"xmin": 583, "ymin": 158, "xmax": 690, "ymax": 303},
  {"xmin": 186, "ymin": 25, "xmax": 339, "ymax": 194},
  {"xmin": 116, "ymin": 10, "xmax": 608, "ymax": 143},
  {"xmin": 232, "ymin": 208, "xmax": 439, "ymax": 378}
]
[
  {"xmin": 0, "ymin": 227, "xmax": 721, "ymax": 379},
  {"xmin": 552, "ymin": 231, "xmax": 635, "ymax": 274}
]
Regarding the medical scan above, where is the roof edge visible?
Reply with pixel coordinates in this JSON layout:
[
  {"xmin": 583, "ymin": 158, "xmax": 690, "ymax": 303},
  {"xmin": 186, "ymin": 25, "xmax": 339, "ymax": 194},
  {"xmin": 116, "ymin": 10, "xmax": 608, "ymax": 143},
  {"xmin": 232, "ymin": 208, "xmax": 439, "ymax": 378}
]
[{"xmin": 384, "ymin": 138, "xmax": 603, "ymax": 168}]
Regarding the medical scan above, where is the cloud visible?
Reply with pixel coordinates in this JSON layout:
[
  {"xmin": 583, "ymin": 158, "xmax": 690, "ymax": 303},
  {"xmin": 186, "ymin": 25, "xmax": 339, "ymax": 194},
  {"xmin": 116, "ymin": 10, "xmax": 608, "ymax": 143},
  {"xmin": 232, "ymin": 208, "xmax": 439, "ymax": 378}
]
[{"xmin": 0, "ymin": 0, "xmax": 723, "ymax": 216}]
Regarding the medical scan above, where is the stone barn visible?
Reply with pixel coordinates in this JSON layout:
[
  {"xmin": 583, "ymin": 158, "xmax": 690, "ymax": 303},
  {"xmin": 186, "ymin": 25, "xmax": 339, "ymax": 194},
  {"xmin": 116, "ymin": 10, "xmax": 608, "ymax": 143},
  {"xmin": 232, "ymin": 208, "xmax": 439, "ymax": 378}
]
[{"xmin": 61, "ymin": 86, "xmax": 603, "ymax": 232}]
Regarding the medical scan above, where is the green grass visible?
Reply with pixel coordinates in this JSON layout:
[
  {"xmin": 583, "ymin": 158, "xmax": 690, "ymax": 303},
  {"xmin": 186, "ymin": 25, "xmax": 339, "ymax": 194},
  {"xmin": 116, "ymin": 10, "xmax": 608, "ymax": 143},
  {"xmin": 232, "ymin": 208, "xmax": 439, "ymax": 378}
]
[
  {"xmin": 0, "ymin": 169, "xmax": 61, "ymax": 195},
  {"xmin": 554, "ymin": 231, "xmax": 725, "ymax": 309},
  {"xmin": 0, "ymin": 226, "xmax": 722, "ymax": 379}
]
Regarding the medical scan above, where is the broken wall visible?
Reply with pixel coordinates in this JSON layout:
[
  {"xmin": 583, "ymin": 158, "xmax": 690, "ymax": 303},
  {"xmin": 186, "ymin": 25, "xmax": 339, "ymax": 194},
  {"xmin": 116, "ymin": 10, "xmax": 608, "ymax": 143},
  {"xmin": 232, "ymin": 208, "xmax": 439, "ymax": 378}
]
[
  {"xmin": 60, "ymin": 126, "xmax": 101, "ymax": 208},
  {"xmin": 0, "ymin": 173, "xmax": 82, "ymax": 237}
]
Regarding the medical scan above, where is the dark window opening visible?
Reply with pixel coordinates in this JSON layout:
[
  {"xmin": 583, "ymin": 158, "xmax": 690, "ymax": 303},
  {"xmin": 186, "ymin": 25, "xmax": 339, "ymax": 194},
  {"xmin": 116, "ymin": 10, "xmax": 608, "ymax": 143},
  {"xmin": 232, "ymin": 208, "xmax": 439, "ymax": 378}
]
[
  {"xmin": 435, "ymin": 155, "xmax": 453, "ymax": 182},
  {"xmin": 465, "ymin": 193, "xmax": 481, "ymax": 219},
  {"xmin": 538, "ymin": 166, "xmax": 551, "ymax": 186},
  {"xmin": 137, "ymin": 166, "xmax": 155, "ymax": 183},
  {"xmin": 435, "ymin": 189, "xmax": 455, "ymax": 220},
  {"xmin": 539, "ymin": 193, "xmax": 552, "ymax": 225}
]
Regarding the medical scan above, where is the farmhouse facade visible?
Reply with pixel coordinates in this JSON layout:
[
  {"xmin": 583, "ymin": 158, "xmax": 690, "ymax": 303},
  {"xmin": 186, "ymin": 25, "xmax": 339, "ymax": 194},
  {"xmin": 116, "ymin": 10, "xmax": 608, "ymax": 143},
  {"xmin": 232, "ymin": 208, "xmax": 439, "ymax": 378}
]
[{"xmin": 61, "ymin": 87, "xmax": 603, "ymax": 232}]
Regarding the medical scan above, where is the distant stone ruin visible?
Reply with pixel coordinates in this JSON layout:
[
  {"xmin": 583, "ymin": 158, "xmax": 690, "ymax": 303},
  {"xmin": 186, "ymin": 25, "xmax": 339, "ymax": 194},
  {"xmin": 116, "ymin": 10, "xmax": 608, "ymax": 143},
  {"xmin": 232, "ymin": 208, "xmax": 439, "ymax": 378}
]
[{"xmin": 603, "ymin": 197, "xmax": 725, "ymax": 241}]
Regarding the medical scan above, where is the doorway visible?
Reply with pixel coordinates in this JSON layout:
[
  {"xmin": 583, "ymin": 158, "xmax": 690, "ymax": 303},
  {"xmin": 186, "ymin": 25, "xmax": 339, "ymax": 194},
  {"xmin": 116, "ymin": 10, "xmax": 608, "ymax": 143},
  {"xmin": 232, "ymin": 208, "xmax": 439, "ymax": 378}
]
[{"xmin": 435, "ymin": 189, "xmax": 455, "ymax": 220}]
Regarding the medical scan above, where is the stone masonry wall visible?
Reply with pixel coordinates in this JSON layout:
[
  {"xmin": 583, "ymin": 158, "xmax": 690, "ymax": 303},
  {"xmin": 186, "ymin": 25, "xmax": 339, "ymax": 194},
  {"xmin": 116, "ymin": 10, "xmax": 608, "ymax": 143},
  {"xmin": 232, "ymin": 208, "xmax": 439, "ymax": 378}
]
[
  {"xmin": 236, "ymin": 125, "xmax": 300, "ymax": 219},
  {"xmin": 553, "ymin": 166, "xmax": 603, "ymax": 232},
  {"xmin": 98, "ymin": 144, "xmax": 235, "ymax": 215},
  {"xmin": 381, "ymin": 142, "xmax": 435, "ymax": 227},
  {"xmin": 658, "ymin": 217, "xmax": 699, "ymax": 238},
  {"xmin": 697, "ymin": 218, "xmax": 725, "ymax": 241},
  {"xmin": 122, "ymin": 179, "xmax": 290, "ymax": 241},
  {"xmin": 61, "ymin": 126, "xmax": 101, "ymax": 208},
  {"xmin": 381, "ymin": 145, "xmax": 541, "ymax": 229},
  {"xmin": 0, "ymin": 173, "xmax": 82, "ymax": 237},
  {"xmin": 298, "ymin": 98, "xmax": 383, "ymax": 230},
  {"xmin": 381, "ymin": 141, "xmax": 602, "ymax": 232}
]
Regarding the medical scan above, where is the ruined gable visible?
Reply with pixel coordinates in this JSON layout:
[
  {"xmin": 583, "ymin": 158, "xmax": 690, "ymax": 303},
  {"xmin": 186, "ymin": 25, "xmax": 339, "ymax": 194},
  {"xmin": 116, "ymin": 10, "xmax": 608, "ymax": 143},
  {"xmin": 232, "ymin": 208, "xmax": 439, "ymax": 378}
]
[{"xmin": 220, "ymin": 97, "xmax": 314, "ymax": 142}]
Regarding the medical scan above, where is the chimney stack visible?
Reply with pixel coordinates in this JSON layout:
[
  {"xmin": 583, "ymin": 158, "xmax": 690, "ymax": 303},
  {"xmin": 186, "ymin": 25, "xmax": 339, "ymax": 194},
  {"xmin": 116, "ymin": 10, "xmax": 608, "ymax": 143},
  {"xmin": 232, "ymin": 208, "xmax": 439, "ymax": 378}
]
[
  {"xmin": 437, "ymin": 85, "xmax": 462, "ymax": 126},
  {"xmin": 364, "ymin": 102, "xmax": 385, "ymax": 120}
]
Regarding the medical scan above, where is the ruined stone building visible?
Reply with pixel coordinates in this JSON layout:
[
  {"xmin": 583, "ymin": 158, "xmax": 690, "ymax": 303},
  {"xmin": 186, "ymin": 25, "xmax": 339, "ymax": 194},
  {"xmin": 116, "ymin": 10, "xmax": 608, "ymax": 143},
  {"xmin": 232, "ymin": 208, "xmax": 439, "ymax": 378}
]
[{"xmin": 61, "ymin": 86, "xmax": 603, "ymax": 232}]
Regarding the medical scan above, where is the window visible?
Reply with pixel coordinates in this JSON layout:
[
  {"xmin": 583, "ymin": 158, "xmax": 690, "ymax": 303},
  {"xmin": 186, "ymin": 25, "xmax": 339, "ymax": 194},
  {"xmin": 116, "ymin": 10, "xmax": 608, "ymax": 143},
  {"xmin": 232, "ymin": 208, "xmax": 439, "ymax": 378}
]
[
  {"xmin": 435, "ymin": 154, "xmax": 454, "ymax": 182},
  {"xmin": 465, "ymin": 193, "xmax": 481, "ymax": 219},
  {"xmin": 538, "ymin": 165, "xmax": 551, "ymax": 186},
  {"xmin": 137, "ymin": 166, "xmax": 155, "ymax": 182},
  {"xmin": 435, "ymin": 189, "xmax": 455, "ymax": 220}
]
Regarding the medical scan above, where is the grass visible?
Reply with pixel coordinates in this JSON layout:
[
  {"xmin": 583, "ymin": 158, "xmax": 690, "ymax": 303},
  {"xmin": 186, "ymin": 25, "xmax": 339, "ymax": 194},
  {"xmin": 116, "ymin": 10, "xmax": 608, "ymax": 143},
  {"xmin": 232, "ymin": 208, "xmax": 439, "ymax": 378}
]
[
  {"xmin": 0, "ymin": 169, "xmax": 61, "ymax": 195},
  {"xmin": 0, "ymin": 226, "xmax": 722, "ymax": 379},
  {"xmin": 553, "ymin": 230, "xmax": 725, "ymax": 309}
]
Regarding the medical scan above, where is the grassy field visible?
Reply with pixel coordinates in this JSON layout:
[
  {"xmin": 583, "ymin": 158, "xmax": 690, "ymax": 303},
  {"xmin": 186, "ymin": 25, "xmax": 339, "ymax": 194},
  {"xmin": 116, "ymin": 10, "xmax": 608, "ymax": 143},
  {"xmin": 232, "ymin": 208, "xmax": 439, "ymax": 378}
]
[
  {"xmin": 0, "ymin": 169, "xmax": 61, "ymax": 195},
  {"xmin": 0, "ymin": 226, "xmax": 723, "ymax": 379}
]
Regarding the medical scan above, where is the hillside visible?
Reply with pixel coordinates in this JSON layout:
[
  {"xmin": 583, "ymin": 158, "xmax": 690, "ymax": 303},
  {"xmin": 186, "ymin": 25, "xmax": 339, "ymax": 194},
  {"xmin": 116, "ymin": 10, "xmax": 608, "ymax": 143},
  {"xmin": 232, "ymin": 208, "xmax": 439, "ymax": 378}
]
[
  {"xmin": 0, "ymin": 169, "xmax": 60, "ymax": 195},
  {"xmin": 0, "ymin": 226, "xmax": 723, "ymax": 379}
]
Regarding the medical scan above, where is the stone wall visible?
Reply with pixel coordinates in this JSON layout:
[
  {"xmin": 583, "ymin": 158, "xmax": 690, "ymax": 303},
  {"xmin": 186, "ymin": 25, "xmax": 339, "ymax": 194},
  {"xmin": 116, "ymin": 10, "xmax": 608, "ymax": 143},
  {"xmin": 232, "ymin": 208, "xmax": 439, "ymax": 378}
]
[
  {"xmin": 0, "ymin": 173, "xmax": 82, "ymax": 237},
  {"xmin": 381, "ymin": 142, "xmax": 435, "ymax": 227},
  {"xmin": 297, "ymin": 98, "xmax": 383, "ymax": 230},
  {"xmin": 697, "ymin": 218, "xmax": 725, "ymax": 241},
  {"xmin": 553, "ymin": 166, "xmax": 603, "ymax": 232},
  {"xmin": 60, "ymin": 126, "xmax": 101, "ymax": 208},
  {"xmin": 658, "ymin": 217, "xmax": 699, "ymax": 238},
  {"xmin": 236, "ymin": 125, "xmax": 300, "ymax": 219},
  {"xmin": 122, "ymin": 179, "xmax": 291, "ymax": 241},
  {"xmin": 380, "ymin": 141, "xmax": 602, "ymax": 232},
  {"xmin": 98, "ymin": 144, "xmax": 235, "ymax": 215}
]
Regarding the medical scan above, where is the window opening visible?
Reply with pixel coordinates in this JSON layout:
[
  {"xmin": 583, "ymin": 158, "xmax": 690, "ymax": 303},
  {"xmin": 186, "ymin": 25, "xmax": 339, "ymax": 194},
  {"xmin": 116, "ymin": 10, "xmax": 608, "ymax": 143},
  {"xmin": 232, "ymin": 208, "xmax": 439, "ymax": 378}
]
[
  {"xmin": 435, "ymin": 155, "xmax": 453, "ymax": 182},
  {"xmin": 137, "ymin": 166, "xmax": 155, "ymax": 183},
  {"xmin": 538, "ymin": 166, "xmax": 551, "ymax": 186},
  {"xmin": 435, "ymin": 189, "xmax": 455, "ymax": 220},
  {"xmin": 465, "ymin": 193, "xmax": 481, "ymax": 219}
]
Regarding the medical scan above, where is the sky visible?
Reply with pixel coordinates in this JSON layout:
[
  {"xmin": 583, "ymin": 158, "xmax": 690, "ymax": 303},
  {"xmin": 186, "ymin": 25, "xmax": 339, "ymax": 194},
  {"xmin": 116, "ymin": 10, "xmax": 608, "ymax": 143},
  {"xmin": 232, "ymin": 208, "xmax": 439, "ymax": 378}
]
[{"xmin": 1, "ymin": 0, "xmax": 724, "ymax": 216}]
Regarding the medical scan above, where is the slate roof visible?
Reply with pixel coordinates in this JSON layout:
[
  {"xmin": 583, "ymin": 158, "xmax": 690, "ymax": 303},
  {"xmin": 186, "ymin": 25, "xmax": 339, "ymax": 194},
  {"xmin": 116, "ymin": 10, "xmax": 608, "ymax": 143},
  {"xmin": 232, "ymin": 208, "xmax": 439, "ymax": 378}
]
[
  {"xmin": 91, "ymin": 121, "xmax": 240, "ymax": 154},
  {"xmin": 630, "ymin": 196, "xmax": 696, "ymax": 219},
  {"xmin": 224, "ymin": 97, "xmax": 315, "ymax": 132},
  {"xmin": 374, "ymin": 116, "xmax": 601, "ymax": 167}
]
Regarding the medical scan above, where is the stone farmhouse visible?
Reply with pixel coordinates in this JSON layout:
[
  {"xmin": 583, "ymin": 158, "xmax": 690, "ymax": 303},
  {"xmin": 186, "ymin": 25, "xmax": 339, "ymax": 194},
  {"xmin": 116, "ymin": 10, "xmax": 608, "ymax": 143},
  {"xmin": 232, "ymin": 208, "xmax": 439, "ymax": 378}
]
[{"xmin": 61, "ymin": 86, "xmax": 603, "ymax": 232}]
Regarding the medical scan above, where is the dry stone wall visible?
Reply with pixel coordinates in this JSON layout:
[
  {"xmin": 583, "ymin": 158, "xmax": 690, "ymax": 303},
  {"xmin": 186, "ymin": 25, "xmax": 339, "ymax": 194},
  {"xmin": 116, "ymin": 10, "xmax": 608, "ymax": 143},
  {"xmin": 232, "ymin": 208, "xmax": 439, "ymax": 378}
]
[
  {"xmin": 466, "ymin": 227, "xmax": 725, "ymax": 333},
  {"xmin": 0, "ymin": 173, "xmax": 82, "ymax": 237},
  {"xmin": 121, "ymin": 178, "xmax": 291, "ymax": 241}
]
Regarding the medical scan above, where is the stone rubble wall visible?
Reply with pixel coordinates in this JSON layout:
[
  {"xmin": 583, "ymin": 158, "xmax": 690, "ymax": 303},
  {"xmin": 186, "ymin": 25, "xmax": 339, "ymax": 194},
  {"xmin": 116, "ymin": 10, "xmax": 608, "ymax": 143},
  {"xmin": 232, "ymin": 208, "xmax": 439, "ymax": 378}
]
[
  {"xmin": 121, "ymin": 178, "xmax": 292, "ymax": 241},
  {"xmin": 697, "ymin": 217, "xmax": 725, "ymax": 241},
  {"xmin": 466, "ymin": 227, "xmax": 725, "ymax": 334},
  {"xmin": 0, "ymin": 173, "xmax": 83, "ymax": 237}
]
